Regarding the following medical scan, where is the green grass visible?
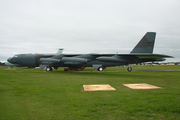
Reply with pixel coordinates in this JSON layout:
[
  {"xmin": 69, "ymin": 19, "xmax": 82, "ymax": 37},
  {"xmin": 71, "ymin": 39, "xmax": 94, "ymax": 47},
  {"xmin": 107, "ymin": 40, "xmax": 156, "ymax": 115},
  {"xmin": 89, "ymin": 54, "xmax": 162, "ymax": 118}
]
[{"xmin": 0, "ymin": 65, "xmax": 180, "ymax": 119}]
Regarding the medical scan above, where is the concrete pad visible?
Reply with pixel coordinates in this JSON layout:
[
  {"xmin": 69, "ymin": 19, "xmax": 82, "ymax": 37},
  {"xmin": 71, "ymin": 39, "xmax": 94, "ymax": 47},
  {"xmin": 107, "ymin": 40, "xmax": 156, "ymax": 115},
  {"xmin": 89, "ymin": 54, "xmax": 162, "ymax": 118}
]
[
  {"xmin": 123, "ymin": 83, "xmax": 161, "ymax": 89},
  {"xmin": 83, "ymin": 84, "xmax": 116, "ymax": 91}
]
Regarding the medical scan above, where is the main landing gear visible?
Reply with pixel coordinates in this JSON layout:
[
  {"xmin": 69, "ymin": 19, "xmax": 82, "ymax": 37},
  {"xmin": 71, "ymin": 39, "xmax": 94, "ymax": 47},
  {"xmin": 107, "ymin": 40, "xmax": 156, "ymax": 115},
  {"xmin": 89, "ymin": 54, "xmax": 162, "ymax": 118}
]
[
  {"xmin": 97, "ymin": 67, "xmax": 106, "ymax": 72},
  {"xmin": 127, "ymin": 64, "xmax": 132, "ymax": 72},
  {"xmin": 64, "ymin": 67, "xmax": 85, "ymax": 71},
  {"xmin": 127, "ymin": 67, "xmax": 132, "ymax": 72},
  {"xmin": 46, "ymin": 67, "xmax": 53, "ymax": 72},
  {"xmin": 98, "ymin": 67, "xmax": 103, "ymax": 71}
]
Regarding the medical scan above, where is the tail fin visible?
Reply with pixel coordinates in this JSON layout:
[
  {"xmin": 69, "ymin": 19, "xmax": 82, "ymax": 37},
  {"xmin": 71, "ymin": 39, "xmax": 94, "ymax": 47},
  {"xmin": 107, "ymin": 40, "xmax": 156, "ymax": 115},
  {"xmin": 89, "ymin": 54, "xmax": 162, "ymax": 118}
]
[
  {"xmin": 56, "ymin": 49, "xmax": 64, "ymax": 54},
  {"xmin": 130, "ymin": 32, "xmax": 156, "ymax": 54}
]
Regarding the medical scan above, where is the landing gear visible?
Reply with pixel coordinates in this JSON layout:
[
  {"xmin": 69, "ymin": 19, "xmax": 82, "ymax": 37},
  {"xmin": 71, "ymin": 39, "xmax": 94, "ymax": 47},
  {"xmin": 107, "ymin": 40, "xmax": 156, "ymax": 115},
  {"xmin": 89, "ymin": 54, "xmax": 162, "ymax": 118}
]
[
  {"xmin": 98, "ymin": 67, "xmax": 103, "ymax": 71},
  {"xmin": 127, "ymin": 67, "xmax": 132, "ymax": 72},
  {"xmin": 46, "ymin": 67, "xmax": 53, "ymax": 72},
  {"xmin": 64, "ymin": 67, "xmax": 86, "ymax": 71}
]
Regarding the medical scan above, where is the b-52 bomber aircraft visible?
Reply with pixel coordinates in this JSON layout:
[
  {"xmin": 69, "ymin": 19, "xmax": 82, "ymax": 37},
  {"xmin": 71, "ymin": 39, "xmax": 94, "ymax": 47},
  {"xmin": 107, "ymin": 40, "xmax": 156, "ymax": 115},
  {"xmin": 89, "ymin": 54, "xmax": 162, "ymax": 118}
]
[{"xmin": 7, "ymin": 32, "xmax": 173, "ymax": 72}]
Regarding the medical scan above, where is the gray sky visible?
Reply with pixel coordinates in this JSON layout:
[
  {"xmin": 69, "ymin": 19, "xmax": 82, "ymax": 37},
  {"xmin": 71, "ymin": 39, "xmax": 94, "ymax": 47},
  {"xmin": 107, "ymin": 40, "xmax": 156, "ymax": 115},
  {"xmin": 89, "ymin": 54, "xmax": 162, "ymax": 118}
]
[{"xmin": 0, "ymin": 0, "xmax": 180, "ymax": 62}]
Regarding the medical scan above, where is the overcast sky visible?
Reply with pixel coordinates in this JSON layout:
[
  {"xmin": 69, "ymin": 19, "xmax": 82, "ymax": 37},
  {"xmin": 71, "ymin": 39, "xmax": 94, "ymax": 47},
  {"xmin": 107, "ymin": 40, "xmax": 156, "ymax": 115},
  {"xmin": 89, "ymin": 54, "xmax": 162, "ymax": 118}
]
[{"xmin": 0, "ymin": 0, "xmax": 180, "ymax": 62}]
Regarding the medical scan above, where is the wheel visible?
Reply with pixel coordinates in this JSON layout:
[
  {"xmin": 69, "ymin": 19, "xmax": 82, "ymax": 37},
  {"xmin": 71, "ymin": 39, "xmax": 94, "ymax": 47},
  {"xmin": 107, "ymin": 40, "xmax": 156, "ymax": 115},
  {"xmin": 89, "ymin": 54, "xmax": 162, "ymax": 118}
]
[
  {"xmin": 127, "ymin": 67, "xmax": 132, "ymax": 72},
  {"xmin": 46, "ymin": 67, "xmax": 50, "ymax": 72},
  {"xmin": 98, "ymin": 67, "xmax": 103, "ymax": 71},
  {"xmin": 81, "ymin": 67, "xmax": 85, "ymax": 70},
  {"xmin": 46, "ymin": 67, "xmax": 53, "ymax": 72}
]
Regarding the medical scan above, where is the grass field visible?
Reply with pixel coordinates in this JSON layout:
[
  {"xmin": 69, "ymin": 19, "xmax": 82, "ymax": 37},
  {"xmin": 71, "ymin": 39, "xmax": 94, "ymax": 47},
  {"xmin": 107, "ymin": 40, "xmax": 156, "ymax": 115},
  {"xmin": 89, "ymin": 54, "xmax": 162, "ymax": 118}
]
[{"xmin": 0, "ymin": 65, "xmax": 180, "ymax": 119}]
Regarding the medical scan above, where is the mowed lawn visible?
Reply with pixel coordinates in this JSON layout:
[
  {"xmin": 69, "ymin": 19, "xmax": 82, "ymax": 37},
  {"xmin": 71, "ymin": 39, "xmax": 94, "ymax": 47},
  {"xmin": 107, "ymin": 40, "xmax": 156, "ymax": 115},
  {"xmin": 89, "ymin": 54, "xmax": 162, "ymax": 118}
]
[{"xmin": 0, "ymin": 65, "xmax": 180, "ymax": 119}]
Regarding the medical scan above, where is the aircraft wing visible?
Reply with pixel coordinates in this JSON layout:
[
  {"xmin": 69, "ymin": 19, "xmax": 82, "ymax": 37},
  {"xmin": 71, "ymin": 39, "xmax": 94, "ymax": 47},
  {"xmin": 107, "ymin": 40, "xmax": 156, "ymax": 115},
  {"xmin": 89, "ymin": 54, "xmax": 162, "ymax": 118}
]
[
  {"xmin": 90, "ymin": 53, "xmax": 116, "ymax": 57},
  {"xmin": 95, "ymin": 53, "xmax": 173, "ymax": 63},
  {"xmin": 91, "ymin": 53, "xmax": 173, "ymax": 58},
  {"xmin": 118, "ymin": 54, "xmax": 173, "ymax": 58}
]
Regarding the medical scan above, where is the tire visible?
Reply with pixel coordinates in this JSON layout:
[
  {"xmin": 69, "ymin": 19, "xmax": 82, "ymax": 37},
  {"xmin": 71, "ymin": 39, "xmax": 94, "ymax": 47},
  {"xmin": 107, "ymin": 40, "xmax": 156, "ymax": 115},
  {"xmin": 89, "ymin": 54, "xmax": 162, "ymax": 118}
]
[
  {"xmin": 46, "ymin": 67, "xmax": 50, "ymax": 72},
  {"xmin": 46, "ymin": 67, "xmax": 53, "ymax": 72},
  {"xmin": 98, "ymin": 67, "xmax": 103, "ymax": 71},
  {"xmin": 127, "ymin": 67, "xmax": 132, "ymax": 72}
]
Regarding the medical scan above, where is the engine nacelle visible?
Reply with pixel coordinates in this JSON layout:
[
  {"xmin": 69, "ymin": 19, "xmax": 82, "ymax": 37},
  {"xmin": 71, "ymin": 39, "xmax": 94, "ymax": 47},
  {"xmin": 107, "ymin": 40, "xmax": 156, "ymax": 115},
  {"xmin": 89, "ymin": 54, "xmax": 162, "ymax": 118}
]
[{"xmin": 40, "ymin": 58, "xmax": 61, "ymax": 64}]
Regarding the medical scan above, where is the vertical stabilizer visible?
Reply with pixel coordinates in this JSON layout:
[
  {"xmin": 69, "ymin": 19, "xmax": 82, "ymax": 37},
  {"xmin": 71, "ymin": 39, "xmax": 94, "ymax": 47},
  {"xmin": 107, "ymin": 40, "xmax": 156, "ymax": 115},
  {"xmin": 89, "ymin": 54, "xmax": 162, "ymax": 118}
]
[
  {"xmin": 56, "ymin": 49, "xmax": 64, "ymax": 54},
  {"xmin": 130, "ymin": 32, "xmax": 156, "ymax": 54}
]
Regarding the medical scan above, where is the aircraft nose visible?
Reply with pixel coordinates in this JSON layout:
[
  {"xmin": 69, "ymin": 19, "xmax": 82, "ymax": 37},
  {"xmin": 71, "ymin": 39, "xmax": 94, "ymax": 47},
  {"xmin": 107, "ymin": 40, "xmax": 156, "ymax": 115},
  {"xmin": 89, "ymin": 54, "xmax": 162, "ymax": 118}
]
[
  {"xmin": 5, "ymin": 62, "xmax": 10, "ymax": 66},
  {"xmin": 7, "ymin": 57, "xmax": 16, "ymax": 63}
]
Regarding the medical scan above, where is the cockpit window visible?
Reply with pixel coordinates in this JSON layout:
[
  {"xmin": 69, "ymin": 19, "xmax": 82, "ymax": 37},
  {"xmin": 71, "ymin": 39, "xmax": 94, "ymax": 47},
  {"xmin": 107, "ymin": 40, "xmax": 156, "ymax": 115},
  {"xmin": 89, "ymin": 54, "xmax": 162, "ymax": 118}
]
[{"xmin": 13, "ymin": 55, "xmax": 19, "ymax": 57}]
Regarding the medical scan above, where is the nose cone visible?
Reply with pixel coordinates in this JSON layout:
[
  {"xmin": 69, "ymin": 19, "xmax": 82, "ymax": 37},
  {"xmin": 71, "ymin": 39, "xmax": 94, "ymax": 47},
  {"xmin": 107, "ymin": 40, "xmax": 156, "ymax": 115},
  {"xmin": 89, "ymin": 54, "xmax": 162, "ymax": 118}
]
[
  {"xmin": 5, "ymin": 61, "xmax": 14, "ymax": 66},
  {"xmin": 7, "ymin": 57, "xmax": 17, "ymax": 63}
]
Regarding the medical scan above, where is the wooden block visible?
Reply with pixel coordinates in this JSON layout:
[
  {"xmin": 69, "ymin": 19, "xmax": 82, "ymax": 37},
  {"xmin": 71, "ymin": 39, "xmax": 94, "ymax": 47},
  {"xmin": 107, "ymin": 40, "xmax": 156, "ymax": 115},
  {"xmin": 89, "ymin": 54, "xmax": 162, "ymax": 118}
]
[
  {"xmin": 123, "ymin": 83, "xmax": 161, "ymax": 89},
  {"xmin": 83, "ymin": 84, "xmax": 116, "ymax": 91}
]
